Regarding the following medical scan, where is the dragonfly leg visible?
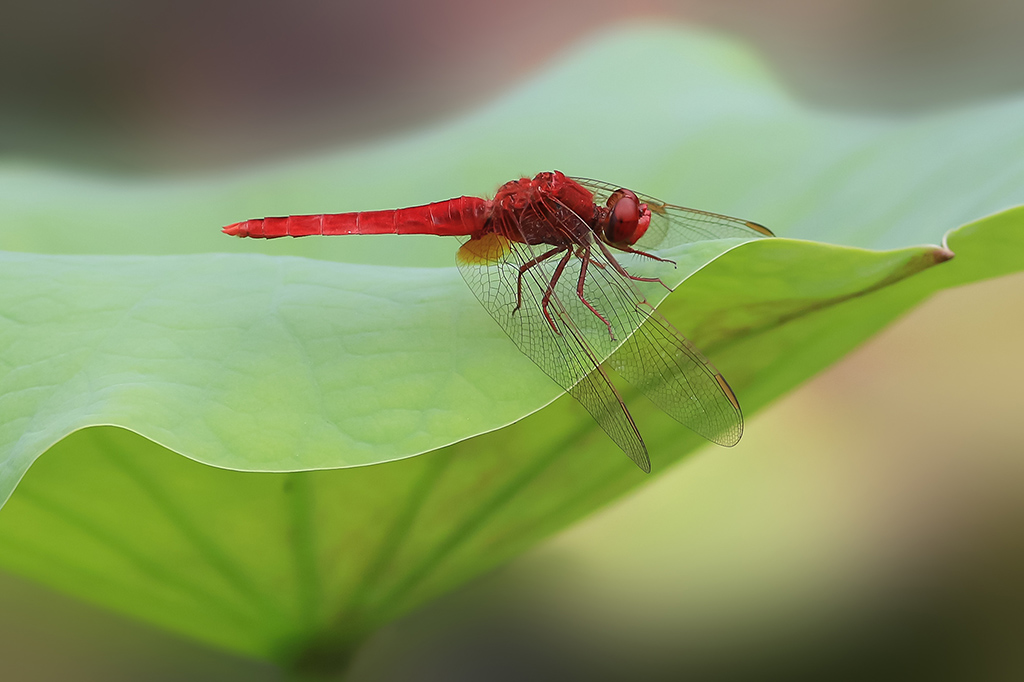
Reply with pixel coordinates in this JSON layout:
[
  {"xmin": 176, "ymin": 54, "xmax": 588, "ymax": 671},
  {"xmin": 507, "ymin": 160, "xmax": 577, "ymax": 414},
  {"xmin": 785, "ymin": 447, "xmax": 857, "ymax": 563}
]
[
  {"xmin": 627, "ymin": 272, "xmax": 673, "ymax": 293},
  {"xmin": 577, "ymin": 245, "xmax": 607, "ymax": 270},
  {"xmin": 620, "ymin": 244, "xmax": 676, "ymax": 267},
  {"xmin": 576, "ymin": 245, "xmax": 615, "ymax": 340},
  {"xmin": 596, "ymin": 240, "xmax": 674, "ymax": 294},
  {"xmin": 513, "ymin": 246, "xmax": 566, "ymax": 315},
  {"xmin": 540, "ymin": 250, "xmax": 574, "ymax": 334}
]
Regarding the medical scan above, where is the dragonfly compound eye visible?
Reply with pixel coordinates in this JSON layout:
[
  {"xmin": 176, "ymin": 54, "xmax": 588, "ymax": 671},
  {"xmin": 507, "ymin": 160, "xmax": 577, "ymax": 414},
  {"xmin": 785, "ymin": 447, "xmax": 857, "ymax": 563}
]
[{"xmin": 606, "ymin": 191, "xmax": 641, "ymax": 245}]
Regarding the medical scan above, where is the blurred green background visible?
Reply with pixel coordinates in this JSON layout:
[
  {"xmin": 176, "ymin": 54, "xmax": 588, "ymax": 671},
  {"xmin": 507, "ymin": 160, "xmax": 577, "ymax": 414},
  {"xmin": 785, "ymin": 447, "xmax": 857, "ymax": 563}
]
[{"xmin": 2, "ymin": 1, "xmax": 1023, "ymax": 680}]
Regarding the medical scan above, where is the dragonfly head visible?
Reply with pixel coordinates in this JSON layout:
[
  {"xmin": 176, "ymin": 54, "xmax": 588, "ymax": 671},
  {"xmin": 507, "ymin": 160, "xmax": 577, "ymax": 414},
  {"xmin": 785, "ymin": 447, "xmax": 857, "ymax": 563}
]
[{"xmin": 603, "ymin": 188, "xmax": 652, "ymax": 247}]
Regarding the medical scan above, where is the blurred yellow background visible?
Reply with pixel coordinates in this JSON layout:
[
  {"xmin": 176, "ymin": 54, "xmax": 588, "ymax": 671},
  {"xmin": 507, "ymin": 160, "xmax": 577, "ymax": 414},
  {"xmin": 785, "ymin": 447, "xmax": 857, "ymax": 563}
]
[{"xmin": 339, "ymin": 271, "xmax": 1024, "ymax": 681}]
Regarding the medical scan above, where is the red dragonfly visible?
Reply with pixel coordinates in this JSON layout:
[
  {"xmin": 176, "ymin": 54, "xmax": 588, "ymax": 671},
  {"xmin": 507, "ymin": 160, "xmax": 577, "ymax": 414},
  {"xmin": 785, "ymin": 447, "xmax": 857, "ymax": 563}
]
[{"xmin": 224, "ymin": 171, "xmax": 773, "ymax": 472}]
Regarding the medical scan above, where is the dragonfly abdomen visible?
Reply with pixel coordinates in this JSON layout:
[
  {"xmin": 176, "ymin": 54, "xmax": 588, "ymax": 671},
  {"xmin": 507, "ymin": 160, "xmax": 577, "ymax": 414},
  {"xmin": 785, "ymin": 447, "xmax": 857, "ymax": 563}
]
[{"xmin": 223, "ymin": 196, "xmax": 490, "ymax": 239}]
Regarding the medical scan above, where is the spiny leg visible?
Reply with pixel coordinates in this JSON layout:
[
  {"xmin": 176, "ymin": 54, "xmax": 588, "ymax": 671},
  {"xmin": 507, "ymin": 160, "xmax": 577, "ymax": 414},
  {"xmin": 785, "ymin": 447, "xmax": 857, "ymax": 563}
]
[
  {"xmin": 539, "ymin": 250, "xmax": 574, "ymax": 334},
  {"xmin": 575, "ymin": 244, "xmax": 615, "ymax": 339},
  {"xmin": 577, "ymin": 245, "xmax": 607, "ymax": 270},
  {"xmin": 619, "ymin": 243, "xmax": 676, "ymax": 266},
  {"xmin": 596, "ymin": 240, "xmax": 673, "ymax": 294},
  {"xmin": 513, "ymin": 246, "xmax": 566, "ymax": 315}
]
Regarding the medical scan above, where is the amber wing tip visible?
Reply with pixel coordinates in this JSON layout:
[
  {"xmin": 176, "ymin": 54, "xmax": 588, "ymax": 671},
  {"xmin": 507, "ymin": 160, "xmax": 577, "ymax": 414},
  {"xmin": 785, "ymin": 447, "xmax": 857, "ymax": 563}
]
[{"xmin": 746, "ymin": 220, "xmax": 775, "ymax": 237}]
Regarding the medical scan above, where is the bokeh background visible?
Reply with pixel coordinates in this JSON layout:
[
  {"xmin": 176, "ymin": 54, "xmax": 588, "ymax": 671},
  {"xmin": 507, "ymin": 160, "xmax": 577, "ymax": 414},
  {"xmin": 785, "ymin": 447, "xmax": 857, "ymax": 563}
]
[
  {"xmin": 2, "ymin": 0, "xmax": 1022, "ymax": 680},
  {"xmin": 6, "ymin": 0, "xmax": 1024, "ymax": 171}
]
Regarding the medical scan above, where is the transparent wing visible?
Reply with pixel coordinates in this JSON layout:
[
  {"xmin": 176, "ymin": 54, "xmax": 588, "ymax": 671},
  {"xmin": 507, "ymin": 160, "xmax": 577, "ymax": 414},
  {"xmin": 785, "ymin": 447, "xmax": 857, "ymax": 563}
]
[
  {"xmin": 570, "ymin": 176, "xmax": 774, "ymax": 250},
  {"xmin": 456, "ymin": 199, "xmax": 650, "ymax": 472},
  {"xmin": 457, "ymin": 190, "xmax": 745, "ymax": 470},
  {"xmin": 550, "ymin": 218, "xmax": 744, "ymax": 447},
  {"xmin": 608, "ymin": 305, "xmax": 743, "ymax": 446}
]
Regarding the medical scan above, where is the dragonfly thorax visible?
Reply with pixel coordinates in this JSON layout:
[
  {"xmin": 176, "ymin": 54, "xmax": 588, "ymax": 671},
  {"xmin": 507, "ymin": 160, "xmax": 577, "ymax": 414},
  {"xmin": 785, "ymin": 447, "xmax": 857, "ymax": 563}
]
[{"xmin": 491, "ymin": 171, "xmax": 601, "ymax": 247}]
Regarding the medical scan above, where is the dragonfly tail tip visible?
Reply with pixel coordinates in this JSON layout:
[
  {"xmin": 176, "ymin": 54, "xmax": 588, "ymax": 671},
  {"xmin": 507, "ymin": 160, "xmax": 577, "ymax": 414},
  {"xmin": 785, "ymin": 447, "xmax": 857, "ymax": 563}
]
[{"xmin": 222, "ymin": 221, "xmax": 247, "ymax": 237}]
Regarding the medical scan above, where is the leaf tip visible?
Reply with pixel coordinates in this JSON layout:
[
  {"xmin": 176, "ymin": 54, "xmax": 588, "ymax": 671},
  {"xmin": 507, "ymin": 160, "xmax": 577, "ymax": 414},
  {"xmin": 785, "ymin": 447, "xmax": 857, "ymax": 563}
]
[{"xmin": 931, "ymin": 245, "xmax": 956, "ymax": 264}]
